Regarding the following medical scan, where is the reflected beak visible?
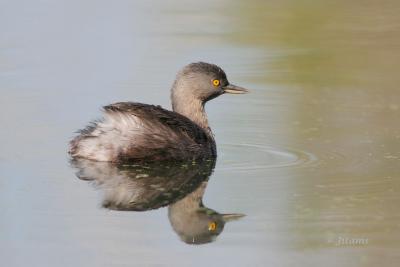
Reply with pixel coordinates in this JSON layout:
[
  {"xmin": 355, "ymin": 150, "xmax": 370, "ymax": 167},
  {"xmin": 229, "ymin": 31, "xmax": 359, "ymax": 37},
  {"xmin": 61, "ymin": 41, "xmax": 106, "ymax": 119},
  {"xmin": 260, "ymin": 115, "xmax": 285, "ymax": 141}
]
[
  {"xmin": 223, "ymin": 84, "xmax": 249, "ymax": 94},
  {"xmin": 222, "ymin": 213, "xmax": 246, "ymax": 222}
]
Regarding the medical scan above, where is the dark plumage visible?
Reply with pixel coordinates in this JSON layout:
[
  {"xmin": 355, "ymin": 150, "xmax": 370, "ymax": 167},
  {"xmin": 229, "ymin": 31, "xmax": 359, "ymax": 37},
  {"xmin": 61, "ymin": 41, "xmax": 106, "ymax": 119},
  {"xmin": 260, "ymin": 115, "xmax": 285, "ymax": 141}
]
[
  {"xmin": 70, "ymin": 157, "xmax": 216, "ymax": 211},
  {"xmin": 180, "ymin": 62, "xmax": 227, "ymax": 79},
  {"xmin": 71, "ymin": 157, "xmax": 244, "ymax": 244},
  {"xmin": 69, "ymin": 62, "xmax": 248, "ymax": 162}
]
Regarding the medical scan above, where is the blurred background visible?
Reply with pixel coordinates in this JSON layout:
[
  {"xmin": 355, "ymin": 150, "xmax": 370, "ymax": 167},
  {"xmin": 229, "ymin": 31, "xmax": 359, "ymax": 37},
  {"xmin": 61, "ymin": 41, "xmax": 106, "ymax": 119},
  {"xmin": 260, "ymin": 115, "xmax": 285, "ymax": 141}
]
[{"xmin": 1, "ymin": 0, "xmax": 400, "ymax": 266}]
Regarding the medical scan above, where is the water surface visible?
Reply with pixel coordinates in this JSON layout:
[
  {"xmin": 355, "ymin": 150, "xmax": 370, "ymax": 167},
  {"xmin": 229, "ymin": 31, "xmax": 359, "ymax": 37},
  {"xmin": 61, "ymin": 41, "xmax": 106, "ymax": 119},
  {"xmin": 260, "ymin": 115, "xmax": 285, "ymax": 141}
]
[{"xmin": 1, "ymin": 0, "xmax": 400, "ymax": 266}]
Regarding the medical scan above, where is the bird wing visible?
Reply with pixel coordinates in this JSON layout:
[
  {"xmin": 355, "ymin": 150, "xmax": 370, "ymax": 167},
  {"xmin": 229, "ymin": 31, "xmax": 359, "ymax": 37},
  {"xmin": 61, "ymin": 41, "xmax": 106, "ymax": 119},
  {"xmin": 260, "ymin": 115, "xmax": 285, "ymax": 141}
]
[{"xmin": 69, "ymin": 102, "xmax": 214, "ymax": 162}]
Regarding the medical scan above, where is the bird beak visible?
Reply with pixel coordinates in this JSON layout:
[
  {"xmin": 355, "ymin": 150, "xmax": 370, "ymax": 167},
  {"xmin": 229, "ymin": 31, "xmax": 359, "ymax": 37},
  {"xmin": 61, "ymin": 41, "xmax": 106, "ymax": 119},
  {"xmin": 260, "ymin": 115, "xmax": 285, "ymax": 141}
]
[
  {"xmin": 223, "ymin": 84, "xmax": 249, "ymax": 94},
  {"xmin": 222, "ymin": 213, "xmax": 246, "ymax": 222}
]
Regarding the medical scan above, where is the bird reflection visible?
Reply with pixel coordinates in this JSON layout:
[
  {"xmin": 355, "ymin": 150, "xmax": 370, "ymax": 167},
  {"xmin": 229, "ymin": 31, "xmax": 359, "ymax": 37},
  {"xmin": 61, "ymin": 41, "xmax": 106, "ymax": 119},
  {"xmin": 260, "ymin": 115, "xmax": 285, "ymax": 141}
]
[{"xmin": 71, "ymin": 158, "xmax": 244, "ymax": 244}]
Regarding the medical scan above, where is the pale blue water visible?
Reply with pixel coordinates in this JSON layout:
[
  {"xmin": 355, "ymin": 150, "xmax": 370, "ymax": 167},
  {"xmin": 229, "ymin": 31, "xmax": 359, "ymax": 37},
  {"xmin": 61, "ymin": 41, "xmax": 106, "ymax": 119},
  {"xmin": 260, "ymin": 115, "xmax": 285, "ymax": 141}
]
[{"xmin": 1, "ymin": 1, "xmax": 399, "ymax": 266}]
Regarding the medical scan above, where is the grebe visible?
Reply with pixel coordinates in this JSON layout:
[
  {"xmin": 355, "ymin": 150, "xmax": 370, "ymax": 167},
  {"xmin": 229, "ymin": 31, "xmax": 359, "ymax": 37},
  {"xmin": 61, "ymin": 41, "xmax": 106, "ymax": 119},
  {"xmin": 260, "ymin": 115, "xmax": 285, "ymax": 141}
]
[
  {"xmin": 71, "ymin": 157, "xmax": 244, "ymax": 244},
  {"xmin": 69, "ymin": 62, "xmax": 248, "ymax": 162}
]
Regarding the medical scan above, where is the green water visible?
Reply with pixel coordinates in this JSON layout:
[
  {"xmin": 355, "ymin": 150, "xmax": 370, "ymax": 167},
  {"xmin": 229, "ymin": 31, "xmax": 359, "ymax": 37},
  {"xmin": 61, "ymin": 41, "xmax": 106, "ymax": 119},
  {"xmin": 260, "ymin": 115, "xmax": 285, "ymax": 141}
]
[{"xmin": 1, "ymin": 0, "xmax": 399, "ymax": 266}]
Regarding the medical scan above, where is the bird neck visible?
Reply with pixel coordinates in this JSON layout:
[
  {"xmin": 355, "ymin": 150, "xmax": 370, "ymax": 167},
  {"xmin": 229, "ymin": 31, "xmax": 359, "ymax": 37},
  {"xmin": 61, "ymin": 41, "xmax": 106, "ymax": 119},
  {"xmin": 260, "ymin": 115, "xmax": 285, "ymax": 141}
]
[
  {"xmin": 168, "ymin": 181, "xmax": 207, "ymax": 215},
  {"xmin": 172, "ymin": 97, "xmax": 213, "ymax": 137}
]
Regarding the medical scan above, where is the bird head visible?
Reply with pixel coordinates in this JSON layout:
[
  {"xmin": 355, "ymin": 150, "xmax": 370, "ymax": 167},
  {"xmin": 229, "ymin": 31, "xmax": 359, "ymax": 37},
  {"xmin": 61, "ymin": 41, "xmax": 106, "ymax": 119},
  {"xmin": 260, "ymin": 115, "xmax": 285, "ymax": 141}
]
[
  {"xmin": 171, "ymin": 62, "xmax": 249, "ymax": 107},
  {"xmin": 169, "ymin": 205, "xmax": 245, "ymax": 245}
]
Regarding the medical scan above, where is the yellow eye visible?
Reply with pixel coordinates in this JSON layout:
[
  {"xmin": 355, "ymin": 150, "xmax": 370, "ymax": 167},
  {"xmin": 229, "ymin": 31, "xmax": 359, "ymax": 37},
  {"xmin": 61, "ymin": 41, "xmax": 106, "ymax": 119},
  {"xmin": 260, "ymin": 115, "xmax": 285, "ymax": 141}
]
[
  {"xmin": 212, "ymin": 79, "xmax": 220, "ymax": 87},
  {"xmin": 208, "ymin": 222, "xmax": 217, "ymax": 231}
]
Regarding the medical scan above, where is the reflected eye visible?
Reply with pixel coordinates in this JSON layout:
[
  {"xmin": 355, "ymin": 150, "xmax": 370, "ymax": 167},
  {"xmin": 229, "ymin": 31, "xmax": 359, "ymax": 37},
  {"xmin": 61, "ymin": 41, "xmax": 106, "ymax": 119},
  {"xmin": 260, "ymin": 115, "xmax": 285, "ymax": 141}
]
[
  {"xmin": 212, "ymin": 79, "xmax": 220, "ymax": 87},
  {"xmin": 208, "ymin": 222, "xmax": 217, "ymax": 231}
]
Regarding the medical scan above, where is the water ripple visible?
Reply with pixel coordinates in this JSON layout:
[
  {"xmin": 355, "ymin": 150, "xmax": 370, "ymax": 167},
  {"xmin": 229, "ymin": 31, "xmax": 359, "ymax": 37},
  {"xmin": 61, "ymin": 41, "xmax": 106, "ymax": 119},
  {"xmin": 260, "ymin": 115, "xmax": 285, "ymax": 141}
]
[{"xmin": 219, "ymin": 143, "xmax": 318, "ymax": 171}]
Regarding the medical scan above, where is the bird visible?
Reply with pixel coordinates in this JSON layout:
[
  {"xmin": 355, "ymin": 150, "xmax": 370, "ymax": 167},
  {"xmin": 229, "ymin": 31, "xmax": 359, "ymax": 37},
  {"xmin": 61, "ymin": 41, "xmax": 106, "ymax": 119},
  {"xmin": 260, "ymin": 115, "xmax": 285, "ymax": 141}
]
[
  {"xmin": 70, "ymin": 157, "xmax": 216, "ymax": 211},
  {"xmin": 69, "ymin": 62, "xmax": 248, "ymax": 162},
  {"xmin": 168, "ymin": 181, "xmax": 245, "ymax": 245},
  {"xmin": 71, "ymin": 157, "xmax": 244, "ymax": 244}
]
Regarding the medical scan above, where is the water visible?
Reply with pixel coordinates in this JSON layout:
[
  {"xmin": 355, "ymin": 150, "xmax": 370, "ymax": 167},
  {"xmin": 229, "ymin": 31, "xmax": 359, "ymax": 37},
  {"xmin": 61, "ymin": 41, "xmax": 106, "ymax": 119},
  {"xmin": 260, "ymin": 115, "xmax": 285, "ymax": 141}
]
[{"xmin": 1, "ymin": 0, "xmax": 400, "ymax": 266}]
